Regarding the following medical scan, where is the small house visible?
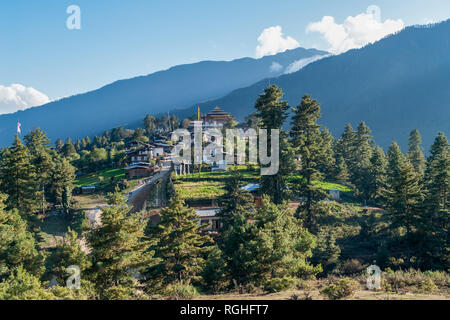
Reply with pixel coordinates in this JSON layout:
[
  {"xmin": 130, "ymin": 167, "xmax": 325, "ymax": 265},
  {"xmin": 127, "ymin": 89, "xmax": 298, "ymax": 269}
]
[
  {"xmin": 327, "ymin": 188, "xmax": 341, "ymax": 201},
  {"xmin": 195, "ymin": 208, "xmax": 222, "ymax": 232},
  {"xmin": 125, "ymin": 162, "xmax": 154, "ymax": 179}
]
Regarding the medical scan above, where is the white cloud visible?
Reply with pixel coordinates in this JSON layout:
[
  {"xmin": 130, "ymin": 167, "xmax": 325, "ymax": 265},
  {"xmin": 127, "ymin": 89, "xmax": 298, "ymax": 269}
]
[
  {"xmin": 269, "ymin": 62, "xmax": 283, "ymax": 72},
  {"xmin": 0, "ymin": 84, "xmax": 50, "ymax": 115},
  {"xmin": 306, "ymin": 11, "xmax": 404, "ymax": 54},
  {"xmin": 256, "ymin": 26, "xmax": 300, "ymax": 58},
  {"xmin": 284, "ymin": 54, "xmax": 330, "ymax": 74}
]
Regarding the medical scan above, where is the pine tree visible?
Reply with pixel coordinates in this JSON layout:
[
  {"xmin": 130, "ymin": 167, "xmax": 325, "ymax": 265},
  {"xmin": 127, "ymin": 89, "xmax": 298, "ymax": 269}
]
[
  {"xmin": 255, "ymin": 85, "xmax": 293, "ymax": 203},
  {"xmin": 334, "ymin": 155, "xmax": 350, "ymax": 185},
  {"xmin": 144, "ymin": 114, "xmax": 156, "ymax": 134},
  {"xmin": 290, "ymin": 94, "xmax": 327, "ymax": 227},
  {"xmin": 351, "ymin": 122, "xmax": 374, "ymax": 202},
  {"xmin": 254, "ymin": 197, "xmax": 321, "ymax": 282},
  {"xmin": 143, "ymin": 195, "xmax": 210, "ymax": 292},
  {"xmin": 336, "ymin": 123, "xmax": 356, "ymax": 169},
  {"xmin": 217, "ymin": 172, "xmax": 255, "ymax": 229},
  {"xmin": 219, "ymin": 210, "xmax": 262, "ymax": 287},
  {"xmin": 419, "ymin": 133, "xmax": 449, "ymax": 268},
  {"xmin": 0, "ymin": 135, "xmax": 41, "ymax": 215},
  {"xmin": 55, "ymin": 138, "xmax": 64, "ymax": 152},
  {"xmin": 259, "ymin": 135, "xmax": 295, "ymax": 204},
  {"xmin": 383, "ymin": 142, "xmax": 423, "ymax": 240},
  {"xmin": 311, "ymin": 228, "xmax": 341, "ymax": 274},
  {"xmin": 0, "ymin": 194, "xmax": 44, "ymax": 278},
  {"xmin": 48, "ymin": 228, "xmax": 91, "ymax": 285},
  {"xmin": 62, "ymin": 138, "xmax": 77, "ymax": 160},
  {"xmin": 48, "ymin": 155, "xmax": 76, "ymax": 212},
  {"xmin": 254, "ymin": 85, "xmax": 289, "ymax": 130},
  {"xmin": 201, "ymin": 245, "xmax": 228, "ymax": 293},
  {"xmin": 367, "ymin": 146, "xmax": 388, "ymax": 203},
  {"xmin": 24, "ymin": 128, "xmax": 54, "ymax": 187},
  {"xmin": 0, "ymin": 266, "xmax": 55, "ymax": 300},
  {"xmin": 88, "ymin": 190, "xmax": 154, "ymax": 295},
  {"xmin": 317, "ymin": 128, "xmax": 336, "ymax": 180},
  {"xmin": 407, "ymin": 129, "xmax": 426, "ymax": 177}
]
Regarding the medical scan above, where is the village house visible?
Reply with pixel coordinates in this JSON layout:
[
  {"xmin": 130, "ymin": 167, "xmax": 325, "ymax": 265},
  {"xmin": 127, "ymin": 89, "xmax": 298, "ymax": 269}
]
[{"xmin": 124, "ymin": 141, "xmax": 154, "ymax": 179}]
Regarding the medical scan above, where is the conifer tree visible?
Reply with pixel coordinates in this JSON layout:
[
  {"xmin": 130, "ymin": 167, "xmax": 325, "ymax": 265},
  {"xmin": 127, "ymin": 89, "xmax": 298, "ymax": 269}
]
[
  {"xmin": 217, "ymin": 172, "xmax": 255, "ymax": 229},
  {"xmin": 367, "ymin": 146, "xmax": 388, "ymax": 203},
  {"xmin": 55, "ymin": 138, "xmax": 64, "ymax": 152},
  {"xmin": 290, "ymin": 94, "xmax": 327, "ymax": 227},
  {"xmin": 143, "ymin": 195, "xmax": 210, "ymax": 292},
  {"xmin": 254, "ymin": 85, "xmax": 289, "ymax": 130},
  {"xmin": 49, "ymin": 228, "xmax": 91, "ymax": 285},
  {"xmin": 254, "ymin": 197, "xmax": 320, "ymax": 281},
  {"xmin": 335, "ymin": 123, "xmax": 356, "ymax": 169},
  {"xmin": 201, "ymin": 245, "xmax": 228, "ymax": 293},
  {"xmin": 144, "ymin": 114, "xmax": 156, "ymax": 134},
  {"xmin": 351, "ymin": 122, "xmax": 374, "ymax": 201},
  {"xmin": 48, "ymin": 156, "xmax": 76, "ymax": 212},
  {"xmin": 255, "ymin": 85, "xmax": 293, "ymax": 203},
  {"xmin": 62, "ymin": 138, "xmax": 77, "ymax": 160},
  {"xmin": 334, "ymin": 155, "xmax": 350, "ymax": 185},
  {"xmin": 0, "ymin": 135, "xmax": 41, "ymax": 215},
  {"xmin": 383, "ymin": 142, "xmax": 423, "ymax": 239},
  {"xmin": 0, "ymin": 266, "xmax": 55, "ymax": 300},
  {"xmin": 0, "ymin": 194, "xmax": 44, "ymax": 277},
  {"xmin": 419, "ymin": 133, "xmax": 449, "ymax": 268},
  {"xmin": 407, "ymin": 129, "xmax": 426, "ymax": 177},
  {"xmin": 24, "ymin": 128, "xmax": 54, "ymax": 187},
  {"xmin": 219, "ymin": 210, "xmax": 262, "ymax": 287},
  {"xmin": 311, "ymin": 228, "xmax": 341, "ymax": 274},
  {"xmin": 317, "ymin": 128, "xmax": 336, "ymax": 180},
  {"xmin": 88, "ymin": 190, "xmax": 154, "ymax": 295}
]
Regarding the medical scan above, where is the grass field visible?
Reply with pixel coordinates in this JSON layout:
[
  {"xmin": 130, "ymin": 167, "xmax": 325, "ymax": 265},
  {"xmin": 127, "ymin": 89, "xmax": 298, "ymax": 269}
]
[
  {"xmin": 74, "ymin": 168, "xmax": 125, "ymax": 188},
  {"xmin": 173, "ymin": 166, "xmax": 353, "ymax": 201}
]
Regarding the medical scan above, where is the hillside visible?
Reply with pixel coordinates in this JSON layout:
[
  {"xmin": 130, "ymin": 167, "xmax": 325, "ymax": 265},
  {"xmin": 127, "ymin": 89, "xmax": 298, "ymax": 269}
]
[
  {"xmin": 176, "ymin": 20, "xmax": 450, "ymax": 150},
  {"xmin": 0, "ymin": 47, "xmax": 327, "ymax": 147}
]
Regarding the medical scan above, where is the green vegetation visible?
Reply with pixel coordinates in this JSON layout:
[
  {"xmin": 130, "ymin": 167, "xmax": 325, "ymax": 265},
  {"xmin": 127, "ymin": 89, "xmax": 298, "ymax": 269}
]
[{"xmin": 74, "ymin": 168, "xmax": 125, "ymax": 188}]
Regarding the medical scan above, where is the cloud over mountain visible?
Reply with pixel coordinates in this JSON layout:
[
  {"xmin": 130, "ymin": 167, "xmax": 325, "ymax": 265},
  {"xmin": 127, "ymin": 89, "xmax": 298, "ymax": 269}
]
[
  {"xmin": 307, "ymin": 10, "xmax": 404, "ymax": 54},
  {"xmin": 0, "ymin": 84, "xmax": 50, "ymax": 115},
  {"xmin": 256, "ymin": 26, "xmax": 300, "ymax": 58}
]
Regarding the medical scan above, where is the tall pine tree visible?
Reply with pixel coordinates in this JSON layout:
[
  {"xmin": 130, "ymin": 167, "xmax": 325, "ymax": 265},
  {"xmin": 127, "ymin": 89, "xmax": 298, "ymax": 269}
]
[{"xmin": 290, "ymin": 94, "xmax": 327, "ymax": 227}]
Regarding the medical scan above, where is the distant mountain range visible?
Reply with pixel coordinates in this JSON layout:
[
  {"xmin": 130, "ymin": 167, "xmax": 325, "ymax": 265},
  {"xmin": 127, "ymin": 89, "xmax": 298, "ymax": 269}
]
[
  {"xmin": 175, "ymin": 20, "xmax": 450, "ymax": 150},
  {"xmin": 175, "ymin": 20, "xmax": 450, "ymax": 149},
  {"xmin": 2, "ymin": 20, "xmax": 449, "ymax": 150},
  {"xmin": 0, "ymin": 47, "xmax": 327, "ymax": 147}
]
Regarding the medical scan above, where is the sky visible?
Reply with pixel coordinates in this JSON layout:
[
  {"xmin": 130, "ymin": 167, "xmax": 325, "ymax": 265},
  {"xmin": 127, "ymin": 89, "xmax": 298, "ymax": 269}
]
[{"xmin": 0, "ymin": 0, "xmax": 449, "ymax": 114}]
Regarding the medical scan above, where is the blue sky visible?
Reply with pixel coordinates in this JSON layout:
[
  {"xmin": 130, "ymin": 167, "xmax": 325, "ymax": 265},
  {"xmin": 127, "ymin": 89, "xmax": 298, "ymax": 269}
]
[{"xmin": 0, "ymin": 0, "xmax": 449, "ymax": 110}]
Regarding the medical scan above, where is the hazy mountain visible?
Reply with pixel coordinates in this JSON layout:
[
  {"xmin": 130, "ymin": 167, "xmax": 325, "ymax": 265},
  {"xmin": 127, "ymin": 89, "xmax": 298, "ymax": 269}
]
[
  {"xmin": 176, "ymin": 20, "xmax": 450, "ymax": 150},
  {"xmin": 0, "ymin": 47, "xmax": 327, "ymax": 147}
]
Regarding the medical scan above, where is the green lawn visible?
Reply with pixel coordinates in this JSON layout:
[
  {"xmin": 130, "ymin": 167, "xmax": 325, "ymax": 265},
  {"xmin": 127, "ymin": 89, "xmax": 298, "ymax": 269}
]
[
  {"xmin": 74, "ymin": 168, "xmax": 125, "ymax": 187},
  {"xmin": 173, "ymin": 166, "xmax": 352, "ymax": 201}
]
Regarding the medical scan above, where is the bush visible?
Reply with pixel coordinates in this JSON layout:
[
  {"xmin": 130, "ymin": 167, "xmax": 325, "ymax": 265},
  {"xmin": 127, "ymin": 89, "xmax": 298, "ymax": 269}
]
[
  {"xmin": 165, "ymin": 283, "xmax": 198, "ymax": 300},
  {"xmin": 338, "ymin": 259, "xmax": 366, "ymax": 276},
  {"xmin": 263, "ymin": 277, "xmax": 297, "ymax": 293},
  {"xmin": 417, "ymin": 278, "xmax": 438, "ymax": 294},
  {"xmin": 71, "ymin": 210, "xmax": 90, "ymax": 235},
  {"xmin": 320, "ymin": 278, "xmax": 359, "ymax": 300}
]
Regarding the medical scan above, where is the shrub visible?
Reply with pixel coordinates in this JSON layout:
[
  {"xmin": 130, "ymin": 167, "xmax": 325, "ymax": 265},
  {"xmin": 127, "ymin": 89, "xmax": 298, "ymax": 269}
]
[
  {"xmin": 263, "ymin": 277, "xmax": 297, "ymax": 293},
  {"xmin": 320, "ymin": 278, "xmax": 359, "ymax": 300},
  {"xmin": 417, "ymin": 278, "xmax": 438, "ymax": 293},
  {"xmin": 165, "ymin": 283, "xmax": 198, "ymax": 300},
  {"xmin": 338, "ymin": 259, "xmax": 366, "ymax": 276}
]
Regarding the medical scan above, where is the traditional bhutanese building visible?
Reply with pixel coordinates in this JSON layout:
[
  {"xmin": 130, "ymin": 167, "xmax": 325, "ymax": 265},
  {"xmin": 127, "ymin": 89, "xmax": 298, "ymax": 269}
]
[
  {"xmin": 190, "ymin": 106, "xmax": 234, "ymax": 130},
  {"xmin": 203, "ymin": 106, "xmax": 233, "ymax": 125}
]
